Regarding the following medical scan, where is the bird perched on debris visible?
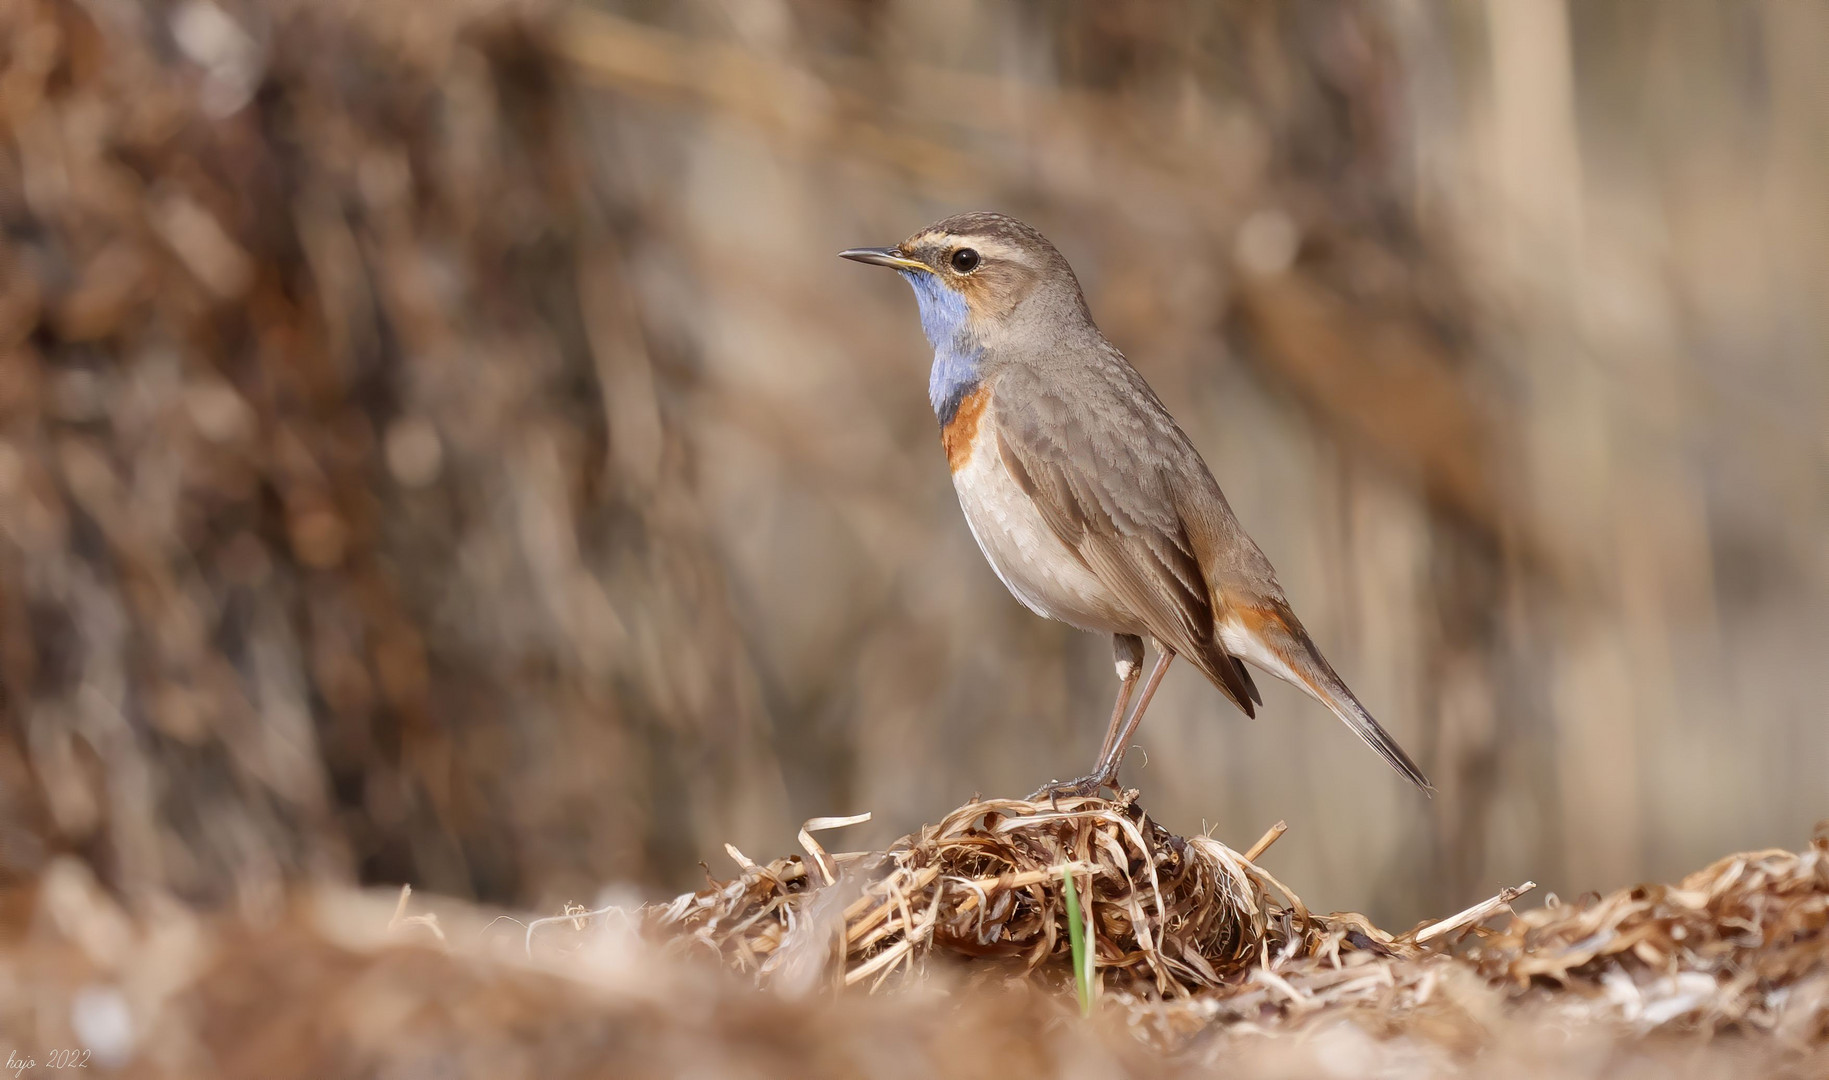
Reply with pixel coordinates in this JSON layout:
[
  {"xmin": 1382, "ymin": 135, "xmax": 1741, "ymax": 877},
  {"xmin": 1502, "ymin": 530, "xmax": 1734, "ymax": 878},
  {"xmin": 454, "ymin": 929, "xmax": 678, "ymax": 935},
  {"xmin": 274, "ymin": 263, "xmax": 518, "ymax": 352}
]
[{"xmin": 841, "ymin": 212, "xmax": 1431, "ymax": 797}]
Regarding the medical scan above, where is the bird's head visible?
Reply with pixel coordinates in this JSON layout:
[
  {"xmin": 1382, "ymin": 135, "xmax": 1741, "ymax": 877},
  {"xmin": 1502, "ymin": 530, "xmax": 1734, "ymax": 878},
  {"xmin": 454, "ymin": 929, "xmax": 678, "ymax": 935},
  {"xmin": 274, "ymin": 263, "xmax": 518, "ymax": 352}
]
[{"xmin": 840, "ymin": 212, "xmax": 1089, "ymax": 354}]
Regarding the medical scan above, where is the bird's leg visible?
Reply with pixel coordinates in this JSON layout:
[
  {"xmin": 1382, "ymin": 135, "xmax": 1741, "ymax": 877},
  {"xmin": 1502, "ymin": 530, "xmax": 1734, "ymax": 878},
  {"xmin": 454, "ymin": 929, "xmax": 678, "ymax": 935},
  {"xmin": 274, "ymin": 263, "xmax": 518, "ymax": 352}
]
[
  {"xmin": 1095, "ymin": 634, "xmax": 1145, "ymax": 765},
  {"xmin": 1088, "ymin": 648, "xmax": 1175, "ymax": 787},
  {"xmin": 1030, "ymin": 645, "xmax": 1174, "ymax": 802},
  {"xmin": 1031, "ymin": 635, "xmax": 1140, "ymax": 803}
]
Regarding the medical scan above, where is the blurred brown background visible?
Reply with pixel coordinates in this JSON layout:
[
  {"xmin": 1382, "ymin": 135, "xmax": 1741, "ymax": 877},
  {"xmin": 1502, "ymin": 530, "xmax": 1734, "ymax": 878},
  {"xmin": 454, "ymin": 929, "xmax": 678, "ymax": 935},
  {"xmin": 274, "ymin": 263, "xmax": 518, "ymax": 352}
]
[{"xmin": 1, "ymin": 0, "xmax": 1824, "ymax": 929}]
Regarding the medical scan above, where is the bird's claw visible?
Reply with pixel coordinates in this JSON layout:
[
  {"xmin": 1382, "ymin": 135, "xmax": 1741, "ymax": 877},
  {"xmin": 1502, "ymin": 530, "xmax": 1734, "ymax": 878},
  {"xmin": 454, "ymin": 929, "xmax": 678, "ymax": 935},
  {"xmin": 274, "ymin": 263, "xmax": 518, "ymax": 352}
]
[{"xmin": 1027, "ymin": 774, "xmax": 1115, "ymax": 804}]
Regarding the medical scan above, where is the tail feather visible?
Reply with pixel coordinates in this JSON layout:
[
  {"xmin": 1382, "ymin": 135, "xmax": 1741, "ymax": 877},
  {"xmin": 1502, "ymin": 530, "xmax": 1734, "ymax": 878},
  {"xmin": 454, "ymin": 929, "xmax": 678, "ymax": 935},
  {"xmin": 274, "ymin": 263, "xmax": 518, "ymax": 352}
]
[
  {"xmin": 1185, "ymin": 638, "xmax": 1261, "ymax": 719},
  {"xmin": 1233, "ymin": 657, "xmax": 1263, "ymax": 706},
  {"xmin": 1220, "ymin": 601, "xmax": 1434, "ymax": 796},
  {"xmin": 1302, "ymin": 661, "xmax": 1434, "ymax": 796}
]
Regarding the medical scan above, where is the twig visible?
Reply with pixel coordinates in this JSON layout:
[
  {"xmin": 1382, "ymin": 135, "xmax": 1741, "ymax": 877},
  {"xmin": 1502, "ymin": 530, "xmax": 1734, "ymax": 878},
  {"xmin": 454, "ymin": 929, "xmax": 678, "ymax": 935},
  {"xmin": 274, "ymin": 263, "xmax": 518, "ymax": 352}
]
[
  {"xmin": 1244, "ymin": 821, "xmax": 1288, "ymax": 862},
  {"xmin": 1412, "ymin": 881, "xmax": 1537, "ymax": 944}
]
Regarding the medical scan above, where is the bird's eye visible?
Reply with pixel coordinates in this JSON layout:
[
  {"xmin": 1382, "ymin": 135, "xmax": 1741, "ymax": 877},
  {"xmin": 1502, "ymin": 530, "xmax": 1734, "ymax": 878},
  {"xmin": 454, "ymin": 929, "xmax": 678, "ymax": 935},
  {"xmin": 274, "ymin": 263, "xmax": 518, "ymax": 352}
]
[{"xmin": 949, "ymin": 248, "xmax": 980, "ymax": 273}]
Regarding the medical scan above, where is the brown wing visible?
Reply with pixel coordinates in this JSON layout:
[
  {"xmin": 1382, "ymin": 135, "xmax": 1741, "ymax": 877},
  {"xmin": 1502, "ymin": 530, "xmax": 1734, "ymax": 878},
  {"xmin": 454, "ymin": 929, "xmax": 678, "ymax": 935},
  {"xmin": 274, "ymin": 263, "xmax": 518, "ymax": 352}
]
[{"xmin": 991, "ymin": 367, "xmax": 1260, "ymax": 716}]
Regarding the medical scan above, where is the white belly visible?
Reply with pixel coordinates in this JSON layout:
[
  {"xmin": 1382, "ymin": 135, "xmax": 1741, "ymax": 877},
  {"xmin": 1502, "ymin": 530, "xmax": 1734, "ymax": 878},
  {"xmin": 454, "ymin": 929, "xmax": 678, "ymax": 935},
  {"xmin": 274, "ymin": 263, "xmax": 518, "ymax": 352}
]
[{"xmin": 950, "ymin": 417, "xmax": 1134, "ymax": 634}]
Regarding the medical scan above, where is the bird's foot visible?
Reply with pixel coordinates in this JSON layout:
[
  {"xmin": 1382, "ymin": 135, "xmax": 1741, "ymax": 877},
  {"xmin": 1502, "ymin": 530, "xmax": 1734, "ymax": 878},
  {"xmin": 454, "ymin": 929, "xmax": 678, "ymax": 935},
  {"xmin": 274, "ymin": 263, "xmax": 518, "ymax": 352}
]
[{"xmin": 1026, "ymin": 773, "xmax": 1116, "ymax": 804}]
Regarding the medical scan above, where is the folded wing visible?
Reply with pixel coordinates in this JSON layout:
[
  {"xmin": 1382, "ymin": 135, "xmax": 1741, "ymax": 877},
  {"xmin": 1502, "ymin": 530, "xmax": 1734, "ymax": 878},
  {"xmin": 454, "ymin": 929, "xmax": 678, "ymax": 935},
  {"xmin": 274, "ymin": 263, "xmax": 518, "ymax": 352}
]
[{"xmin": 991, "ymin": 369, "xmax": 1261, "ymax": 715}]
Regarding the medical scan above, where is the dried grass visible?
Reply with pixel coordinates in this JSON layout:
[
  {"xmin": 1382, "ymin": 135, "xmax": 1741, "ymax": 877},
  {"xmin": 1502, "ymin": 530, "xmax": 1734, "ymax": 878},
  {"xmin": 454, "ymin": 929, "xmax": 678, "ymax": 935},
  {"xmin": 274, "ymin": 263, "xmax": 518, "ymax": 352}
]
[
  {"xmin": 5, "ymin": 796, "xmax": 1826, "ymax": 1077},
  {"xmin": 511, "ymin": 794, "xmax": 1829, "ymax": 1064},
  {"xmin": 641, "ymin": 794, "xmax": 1330, "ymax": 1001},
  {"xmin": 1471, "ymin": 833, "xmax": 1829, "ymax": 1045}
]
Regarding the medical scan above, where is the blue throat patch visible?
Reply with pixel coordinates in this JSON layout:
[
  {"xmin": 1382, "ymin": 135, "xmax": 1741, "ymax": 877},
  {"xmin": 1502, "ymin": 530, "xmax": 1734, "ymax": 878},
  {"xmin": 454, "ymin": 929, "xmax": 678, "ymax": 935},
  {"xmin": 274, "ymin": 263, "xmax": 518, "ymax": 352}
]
[{"xmin": 900, "ymin": 270, "xmax": 982, "ymax": 425}]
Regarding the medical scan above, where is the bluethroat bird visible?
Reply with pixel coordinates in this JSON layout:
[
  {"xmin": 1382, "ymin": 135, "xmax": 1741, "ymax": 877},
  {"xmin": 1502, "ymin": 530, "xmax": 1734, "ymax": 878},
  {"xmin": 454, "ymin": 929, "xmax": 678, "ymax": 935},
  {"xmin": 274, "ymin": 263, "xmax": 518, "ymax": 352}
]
[{"xmin": 842, "ymin": 213, "xmax": 1432, "ymax": 798}]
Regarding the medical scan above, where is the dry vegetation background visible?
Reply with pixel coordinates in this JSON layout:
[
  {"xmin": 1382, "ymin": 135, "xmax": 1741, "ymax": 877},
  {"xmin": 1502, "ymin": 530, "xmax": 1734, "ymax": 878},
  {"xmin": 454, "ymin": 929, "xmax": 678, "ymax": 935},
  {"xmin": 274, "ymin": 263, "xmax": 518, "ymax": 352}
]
[{"xmin": 1, "ymin": 0, "xmax": 1825, "ymax": 977}]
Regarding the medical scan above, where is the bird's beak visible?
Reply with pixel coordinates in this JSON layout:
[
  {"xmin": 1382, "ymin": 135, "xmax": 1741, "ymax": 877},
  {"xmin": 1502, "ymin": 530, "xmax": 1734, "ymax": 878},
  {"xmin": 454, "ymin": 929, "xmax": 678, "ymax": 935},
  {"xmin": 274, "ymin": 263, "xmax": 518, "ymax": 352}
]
[{"xmin": 838, "ymin": 247, "xmax": 930, "ymax": 272}]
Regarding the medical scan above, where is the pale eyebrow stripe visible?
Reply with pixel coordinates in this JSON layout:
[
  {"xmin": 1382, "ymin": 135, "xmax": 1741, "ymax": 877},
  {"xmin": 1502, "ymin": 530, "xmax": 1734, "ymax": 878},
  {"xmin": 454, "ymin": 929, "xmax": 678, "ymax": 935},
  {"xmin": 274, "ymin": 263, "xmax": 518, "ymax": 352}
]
[{"xmin": 931, "ymin": 237, "xmax": 1026, "ymax": 263}]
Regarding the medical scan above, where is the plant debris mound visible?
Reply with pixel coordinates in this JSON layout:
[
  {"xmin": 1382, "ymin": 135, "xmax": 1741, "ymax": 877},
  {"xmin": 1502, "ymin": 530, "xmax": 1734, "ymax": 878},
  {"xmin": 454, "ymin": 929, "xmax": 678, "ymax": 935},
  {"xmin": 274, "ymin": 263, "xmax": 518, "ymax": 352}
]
[
  {"xmin": 1471, "ymin": 834, "xmax": 1829, "ymax": 1040},
  {"xmin": 625, "ymin": 796, "xmax": 1829, "ymax": 1056},
  {"xmin": 646, "ymin": 794, "xmax": 1380, "ymax": 998},
  {"xmin": 7, "ymin": 798, "xmax": 1828, "ymax": 1076}
]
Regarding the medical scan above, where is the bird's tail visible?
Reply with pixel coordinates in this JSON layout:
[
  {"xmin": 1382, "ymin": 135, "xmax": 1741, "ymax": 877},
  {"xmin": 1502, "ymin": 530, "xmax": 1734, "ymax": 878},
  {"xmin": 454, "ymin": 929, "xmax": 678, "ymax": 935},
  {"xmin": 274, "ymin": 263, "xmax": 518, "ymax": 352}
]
[{"xmin": 1225, "ymin": 601, "xmax": 1434, "ymax": 796}]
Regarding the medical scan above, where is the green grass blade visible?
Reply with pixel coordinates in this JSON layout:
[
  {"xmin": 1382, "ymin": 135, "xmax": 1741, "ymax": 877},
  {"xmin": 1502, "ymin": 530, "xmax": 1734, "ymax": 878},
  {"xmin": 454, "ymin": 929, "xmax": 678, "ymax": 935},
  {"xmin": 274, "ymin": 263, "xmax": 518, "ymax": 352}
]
[{"xmin": 1062, "ymin": 866, "xmax": 1091, "ymax": 1016}]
